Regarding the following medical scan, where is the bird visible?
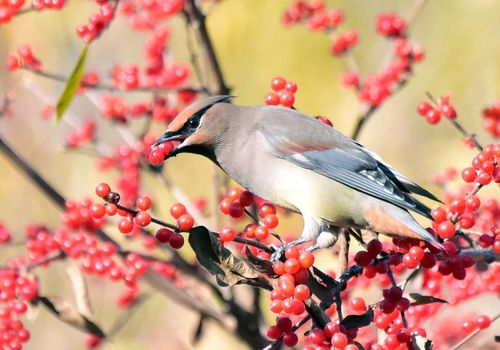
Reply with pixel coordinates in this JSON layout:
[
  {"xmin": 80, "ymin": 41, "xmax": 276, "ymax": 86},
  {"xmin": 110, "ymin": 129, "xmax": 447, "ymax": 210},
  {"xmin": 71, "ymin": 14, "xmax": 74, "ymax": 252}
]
[{"xmin": 154, "ymin": 95, "xmax": 444, "ymax": 258}]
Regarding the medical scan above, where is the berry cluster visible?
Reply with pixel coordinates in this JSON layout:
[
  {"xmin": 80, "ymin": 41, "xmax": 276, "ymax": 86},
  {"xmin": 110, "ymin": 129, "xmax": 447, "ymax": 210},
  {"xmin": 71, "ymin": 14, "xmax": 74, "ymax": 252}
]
[
  {"xmin": 6, "ymin": 44, "xmax": 42, "ymax": 72},
  {"xmin": 376, "ymin": 13, "xmax": 406, "ymax": 37},
  {"xmin": 0, "ymin": 0, "xmax": 25, "ymax": 25},
  {"xmin": 118, "ymin": 0, "xmax": 184, "ymax": 31},
  {"xmin": 330, "ymin": 31, "xmax": 359, "ymax": 56},
  {"xmin": 0, "ymin": 269, "xmax": 34, "ymax": 350},
  {"xmin": 462, "ymin": 144, "xmax": 500, "ymax": 185},
  {"xmin": 111, "ymin": 64, "xmax": 140, "ymax": 90},
  {"xmin": 148, "ymin": 140, "xmax": 174, "ymax": 165},
  {"xmin": 417, "ymin": 95, "xmax": 457, "ymax": 125},
  {"xmin": 76, "ymin": 1, "xmax": 115, "ymax": 43},
  {"xmin": 99, "ymin": 94, "xmax": 129, "ymax": 122},
  {"xmin": 282, "ymin": 1, "xmax": 344, "ymax": 31},
  {"xmin": 66, "ymin": 119, "xmax": 96, "ymax": 148},
  {"xmin": 482, "ymin": 101, "xmax": 500, "ymax": 138},
  {"xmin": 264, "ymin": 77, "xmax": 298, "ymax": 107}
]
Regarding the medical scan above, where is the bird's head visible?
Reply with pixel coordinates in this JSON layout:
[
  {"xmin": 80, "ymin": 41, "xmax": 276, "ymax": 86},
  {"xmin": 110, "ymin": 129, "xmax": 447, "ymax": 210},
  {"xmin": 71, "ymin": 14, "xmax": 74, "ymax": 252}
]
[{"xmin": 153, "ymin": 95, "xmax": 233, "ymax": 162}]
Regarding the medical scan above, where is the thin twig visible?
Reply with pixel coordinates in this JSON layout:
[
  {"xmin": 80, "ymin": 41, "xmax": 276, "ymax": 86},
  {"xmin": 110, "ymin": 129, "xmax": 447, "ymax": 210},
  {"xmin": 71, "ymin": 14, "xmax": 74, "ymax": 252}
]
[
  {"xmin": 449, "ymin": 312, "xmax": 500, "ymax": 350},
  {"xmin": 20, "ymin": 67, "xmax": 206, "ymax": 95},
  {"xmin": 350, "ymin": 0, "xmax": 427, "ymax": 140}
]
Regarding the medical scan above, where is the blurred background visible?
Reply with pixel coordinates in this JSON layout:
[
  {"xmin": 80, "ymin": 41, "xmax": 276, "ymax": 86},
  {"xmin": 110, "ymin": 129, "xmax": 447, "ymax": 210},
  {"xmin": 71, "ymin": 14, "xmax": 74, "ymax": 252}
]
[{"xmin": 0, "ymin": 0, "xmax": 499, "ymax": 349}]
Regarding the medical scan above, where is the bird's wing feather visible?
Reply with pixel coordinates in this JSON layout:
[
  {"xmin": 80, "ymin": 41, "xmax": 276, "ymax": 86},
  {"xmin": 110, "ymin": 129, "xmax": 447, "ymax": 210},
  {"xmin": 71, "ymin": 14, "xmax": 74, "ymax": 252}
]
[
  {"xmin": 255, "ymin": 108, "xmax": 434, "ymax": 219},
  {"xmin": 358, "ymin": 145, "xmax": 442, "ymax": 202}
]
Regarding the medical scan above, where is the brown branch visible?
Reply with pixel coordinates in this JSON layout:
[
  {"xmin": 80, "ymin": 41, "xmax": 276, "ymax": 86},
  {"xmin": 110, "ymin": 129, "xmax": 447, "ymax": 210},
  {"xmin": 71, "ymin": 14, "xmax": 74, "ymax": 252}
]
[
  {"xmin": 0, "ymin": 134, "xmax": 228, "ymax": 327},
  {"xmin": 183, "ymin": 0, "xmax": 230, "ymax": 96}
]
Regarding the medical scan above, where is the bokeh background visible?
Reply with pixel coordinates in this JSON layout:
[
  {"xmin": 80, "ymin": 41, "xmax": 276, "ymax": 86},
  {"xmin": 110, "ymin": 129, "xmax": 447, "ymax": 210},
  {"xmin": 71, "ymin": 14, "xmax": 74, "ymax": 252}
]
[{"xmin": 0, "ymin": 0, "xmax": 499, "ymax": 349}]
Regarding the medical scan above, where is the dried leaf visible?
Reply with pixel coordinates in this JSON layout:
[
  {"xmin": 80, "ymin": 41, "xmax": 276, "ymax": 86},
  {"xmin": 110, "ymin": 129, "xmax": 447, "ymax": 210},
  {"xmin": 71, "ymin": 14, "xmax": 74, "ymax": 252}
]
[
  {"xmin": 38, "ymin": 296, "xmax": 105, "ymax": 338},
  {"xmin": 188, "ymin": 227, "xmax": 272, "ymax": 289},
  {"xmin": 66, "ymin": 261, "xmax": 93, "ymax": 317},
  {"xmin": 56, "ymin": 44, "xmax": 88, "ymax": 121},
  {"xmin": 245, "ymin": 246, "xmax": 276, "ymax": 277},
  {"xmin": 341, "ymin": 309, "xmax": 374, "ymax": 329},
  {"xmin": 409, "ymin": 293, "xmax": 448, "ymax": 306}
]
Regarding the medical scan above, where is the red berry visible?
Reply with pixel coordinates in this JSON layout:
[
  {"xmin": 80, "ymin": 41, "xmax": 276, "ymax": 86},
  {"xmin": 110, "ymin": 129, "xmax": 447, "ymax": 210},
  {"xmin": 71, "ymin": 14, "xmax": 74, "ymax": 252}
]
[
  {"xmin": 105, "ymin": 204, "xmax": 117, "ymax": 216},
  {"xmin": 276, "ymin": 317, "xmax": 292, "ymax": 332},
  {"xmin": 283, "ymin": 332, "xmax": 298, "ymax": 347},
  {"xmin": 90, "ymin": 204, "xmax": 105, "ymax": 218},
  {"xmin": 285, "ymin": 246, "xmax": 299, "ymax": 259},
  {"xmin": 148, "ymin": 149, "xmax": 164, "ymax": 165},
  {"xmin": 255, "ymin": 225, "xmax": 269, "ymax": 240},
  {"xmin": 136, "ymin": 195, "xmax": 152, "ymax": 211},
  {"xmin": 135, "ymin": 211, "xmax": 151, "ymax": 227},
  {"xmin": 238, "ymin": 191, "xmax": 254, "ymax": 207},
  {"xmin": 298, "ymin": 251, "xmax": 314, "ymax": 268},
  {"xmin": 437, "ymin": 221, "xmax": 455, "ymax": 239},
  {"xmin": 259, "ymin": 204, "xmax": 276, "ymax": 217},
  {"xmin": 408, "ymin": 246, "xmax": 424, "ymax": 261},
  {"xmin": 284, "ymin": 258, "xmax": 300, "ymax": 274},
  {"xmin": 118, "ymin": 218, "xmax": 133, "ymax": 234},
  {"xmin": 228, "ymin": 202, "xmax": 244, "ymax": 218},
  {"xmin": 367, "ymin": 239, "xmax": 383, "ymax": 257},
  {"xmin": 461, "ymin": 167, "xmax": 477, "ymax": 183},
  {"xmin": 431, "ymin": 207, "xmax": 447, "ymax": 223},
  {"xmin": 219, "ymin": 227, "xmax": 236, "ymax": 242},
  {"xmin": 95, "ymin": 183, "xmax": 111, "ymax": 198},
  {"xmin": 354, "ymin": 251, "xmax": 371, "ymax": 266},
  {"xmin": 177, "ymin": 214, "xmax": 194, "ymax": 231},
  {"xmin": 294, "ymin": 284, "xmax": 310, "ymax": 300},
  {"xmin": 271, "ymin": 77, "xmax": 286, "ymax": 91},
  {"xmin": 169, "ymin": 233, "xmax": 184, "ymax": 249},
  {"xmin": 265, "ymin": 92, "xmax": 280, "ymax": 105},
  {"xmin": 417, "ymin": 102, "xmax": 432, "ymax": 116},
  {"xmin": 170, "ymin": 203, "xmax": 186, "ymax": 219},
  {"xmin": 425, "ymin": 109, "xmax": 441, "ymax": 124},
  {"xmin": 476, "ymin": 315, "xmax": 491, "ymax": 329},
  {"xmin": 331, "ymin": 332, "xmax": 348, "ymax": 349},
  {"xmin": 155, "ymin": 228, "xmax": 173, "ymax": 243},
  {"xmin": 266, "ymin": 326, "xmax": 281, "ymax": 339},
  {"xmin": 350, "ymin": 297, "xmax": 367, "ymax": 312},
  {"xmin": 263, "ymin": 214, "xmax": 279, "ymax": 229}
]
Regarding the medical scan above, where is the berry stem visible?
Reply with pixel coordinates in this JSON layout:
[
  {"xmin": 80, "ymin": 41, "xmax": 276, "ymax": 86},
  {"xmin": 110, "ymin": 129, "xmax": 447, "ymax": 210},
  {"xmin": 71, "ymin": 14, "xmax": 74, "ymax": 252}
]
[
  {"xmin": 387, "ymin": 267, "xmax": 408, "ymax": 328},
  {"xmin": 425, "ymin": 92, "xmax": 483, "ymax": 151}
]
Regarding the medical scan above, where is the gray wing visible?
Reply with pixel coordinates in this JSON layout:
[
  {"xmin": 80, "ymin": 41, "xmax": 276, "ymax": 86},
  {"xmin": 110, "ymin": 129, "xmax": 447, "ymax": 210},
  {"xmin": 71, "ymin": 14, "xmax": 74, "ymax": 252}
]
[
  {"xmin": 256, "ymin": 107, "xmax": 436, "ymax": 219},
  {"xmin": 358, "ymin": 144, "xmax": 442, "ymax": 202}
]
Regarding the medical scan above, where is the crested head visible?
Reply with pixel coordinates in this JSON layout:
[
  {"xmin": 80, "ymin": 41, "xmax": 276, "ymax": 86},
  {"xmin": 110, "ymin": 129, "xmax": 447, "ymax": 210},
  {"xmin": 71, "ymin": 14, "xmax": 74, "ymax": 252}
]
[{"xmin": 153, "ymin": 95, "xmax": 233, "ymax": 161}]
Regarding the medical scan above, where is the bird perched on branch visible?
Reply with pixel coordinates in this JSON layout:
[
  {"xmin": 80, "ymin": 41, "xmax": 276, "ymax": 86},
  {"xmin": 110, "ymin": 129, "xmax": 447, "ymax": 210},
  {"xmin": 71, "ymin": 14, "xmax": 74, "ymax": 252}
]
[{"xmin": 154, "ymin": 96, "xmax": 443, "ymax": 258}]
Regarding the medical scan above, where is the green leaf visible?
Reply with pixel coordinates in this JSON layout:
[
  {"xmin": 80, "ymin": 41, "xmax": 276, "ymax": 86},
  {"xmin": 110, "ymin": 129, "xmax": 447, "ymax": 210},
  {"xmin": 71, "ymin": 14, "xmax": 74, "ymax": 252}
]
[
  {"xmin": 55, "ymin": 44, "xmax": 89, "ymax": 121},
  {"xmin": 409, "ymin": 293, "xmax": 448, "ymax": 306},
  {"xmin": 188, "ymin": 226, "xmax": 272, "ymax": 289},
  {"xmin": 38, "ymin": 295, "xmax": 105, "ymax": 338}
]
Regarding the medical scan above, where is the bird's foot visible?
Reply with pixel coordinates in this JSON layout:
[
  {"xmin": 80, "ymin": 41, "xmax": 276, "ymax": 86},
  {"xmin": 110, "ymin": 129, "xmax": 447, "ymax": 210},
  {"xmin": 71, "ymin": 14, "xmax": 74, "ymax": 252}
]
[
  {"xmin": 270, "ymin": 245, "xmax": 287, "ymax": 263},
  {"xmin": 270, "ymin": 238, "xmax": 308, "ymax": 262}
]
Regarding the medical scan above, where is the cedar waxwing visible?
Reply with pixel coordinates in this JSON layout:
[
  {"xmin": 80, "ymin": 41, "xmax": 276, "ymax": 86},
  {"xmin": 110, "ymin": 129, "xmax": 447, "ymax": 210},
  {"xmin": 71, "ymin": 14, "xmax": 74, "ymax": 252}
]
[{"xmin": 155, "ymin": 96, "xmax": 444, "ymax": 256}]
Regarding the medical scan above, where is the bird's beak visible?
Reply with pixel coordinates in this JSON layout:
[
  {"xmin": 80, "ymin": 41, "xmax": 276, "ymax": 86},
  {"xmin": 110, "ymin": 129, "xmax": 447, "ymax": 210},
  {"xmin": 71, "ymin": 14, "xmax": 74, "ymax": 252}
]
[
  {"xmin": 154, "ymin": 131, "xmax": 187, "ymax": 147},
  {"xmin": 153, "ymin": 131, "xmax": 189, "ymax": 159}
]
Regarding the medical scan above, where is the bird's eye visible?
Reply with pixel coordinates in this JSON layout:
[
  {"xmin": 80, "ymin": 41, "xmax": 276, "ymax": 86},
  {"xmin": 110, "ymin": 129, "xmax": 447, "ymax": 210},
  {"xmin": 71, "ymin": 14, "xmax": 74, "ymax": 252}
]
[{"xmin": 188, "ymin": 118, "xmax": 200, "ymax": 129}]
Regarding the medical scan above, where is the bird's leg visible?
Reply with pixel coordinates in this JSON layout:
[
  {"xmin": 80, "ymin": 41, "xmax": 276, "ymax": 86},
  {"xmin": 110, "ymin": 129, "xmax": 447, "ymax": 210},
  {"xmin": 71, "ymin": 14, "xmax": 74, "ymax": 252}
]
[
  {"xmin": 270, "ymin": 237, "xmax": 309, "ymax": 262},
  {"xmin": 305, "ymin": 229, "xmax": 340, "ymax": 253}
]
